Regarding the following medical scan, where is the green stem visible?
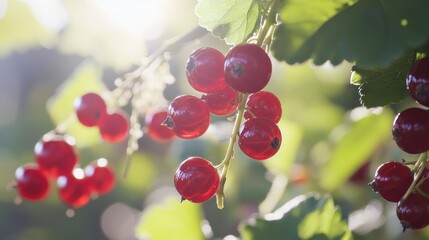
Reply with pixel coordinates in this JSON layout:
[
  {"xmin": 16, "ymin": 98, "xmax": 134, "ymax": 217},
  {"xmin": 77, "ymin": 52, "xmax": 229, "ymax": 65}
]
[
  {"xmin": 255, "ymin": 0, "xmax": 279, "ymax": 46},
  {"xmin": 401, "ymin": 151, "xmax": 428, "ymax": 202}
]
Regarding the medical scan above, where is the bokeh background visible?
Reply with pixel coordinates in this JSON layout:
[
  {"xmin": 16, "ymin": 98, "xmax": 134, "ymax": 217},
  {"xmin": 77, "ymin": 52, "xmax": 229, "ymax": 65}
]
[{"xmin": 0, "ymin": 0, "xmax": 428, "ymax": 239}]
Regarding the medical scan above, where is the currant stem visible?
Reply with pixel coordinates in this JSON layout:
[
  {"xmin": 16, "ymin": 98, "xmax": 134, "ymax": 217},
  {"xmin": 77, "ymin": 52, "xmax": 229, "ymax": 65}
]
[{"xmin": 401, "ymin": 151, "xmax": 428, "ymax": 202}]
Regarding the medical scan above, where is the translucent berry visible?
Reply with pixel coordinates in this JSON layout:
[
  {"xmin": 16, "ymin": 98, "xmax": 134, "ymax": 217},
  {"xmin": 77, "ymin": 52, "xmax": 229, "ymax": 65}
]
[
  {"xmin": 201, "ymin": 86, "xmax": 240, "ymax": 116},
  {"xmin": 15, "ymin": 164, "xmax": 50, "ymax": 201},
  {"xmin": 174, "ymin": 157, "xmax": 219, "ymax": 203},
  {"xmin": 57, "ymin": 168, "xmax": 92, "ymax": 208},
  {"xmin": 99, "ymin": 111, "xmax": 129, "ymax": 143},
  {"xmin": 84, "ymin": 158, "xmax": 115, "ymax": 195},
  {"xmin": 186, "ymin": 47, "xmax": 227, "ymax": 93},
  {"xmin": 369, "ymin": 161, "xmax": 413, "ymax": 202},
  {"xmin": 244, "ymin": 91, "xmax": 282, "ymax": 123},
  {"xmin": 224, "ymin": 44, "xmax": 272, "ymax": 93},
  {"xmin": 164, "ymin": 95, "xmax": 210, "ymax": 139},
  {"xmin": 397, "ymin": 192, "xmax": 429, "ymax": 231},
  {"xmin": 392, "ymin": 108, "xmax": 429, "ymax": 154},
  {"xmin": 74, "ymin": 92, "xmax": 107, "ymax": 127},
  {"xmin": 34, "ymin": 135, "xmax": 78, "ymax": 178},
  {"xmin": 406, "ymin": 57, "xmax": 429, "ymax": 107},
  {"xmin": 238, "ymin": 118, "xmax": 282, "ymax": 160},
  {"xmin": 145, "ymin": 110, "xmax": 176, "ymax": 142}
]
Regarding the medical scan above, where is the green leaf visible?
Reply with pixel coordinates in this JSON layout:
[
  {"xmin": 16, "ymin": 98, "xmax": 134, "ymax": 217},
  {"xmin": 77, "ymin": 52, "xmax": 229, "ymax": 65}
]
[
  {"xmin": 351, "ymin": 52, "xmax": 416, "ymax": 108},
  {"xmin": 195, "ymin": 0, "xmax": 261, "ymax": 45},
  {"xmin": 239, "ymin": 193, "xmax": 352, "ymax": 240},
  {"xmin": 320, "ymin": 110, "xmax": 393, "ymax": 191},
  {"xmin": 135, "ymin": 198, "xmax": 205, "ymax": 240},
  {"xmin": 272, "ymin": 0, "xmax": 429, "ymax": 67},
  {"xmin": 46, "ymin": 61, "xmax": 108, "ymax": 147}
]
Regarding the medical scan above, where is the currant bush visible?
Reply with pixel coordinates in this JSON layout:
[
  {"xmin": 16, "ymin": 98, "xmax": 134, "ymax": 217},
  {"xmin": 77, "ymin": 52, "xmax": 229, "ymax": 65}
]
[
  {"xmin": 99, "ymin": 111, "xmax": 130, "ymax": 143},
  {"xmin": 57, "ymin": 168, "xmax": 92, "ymax": 208},
  {"xmin": 145, "ymin": 110, "xmax": 176, "ymax": 142},
  {"xmin": 244, "ymin": 91, "xmax": 282, "ymax": 123},
  {"xmin": 74, "ymin": 92, "xmax": 107, "ymax": 127},
  {"xmin": 15, "ymin": 164, "xmax": 50, "ymax": 201},
  {"xmin": 84, "ymin": 158, "xmax": 115, "ymax": 195},
  {"xmin": 397, "ymin": 192, "xmax": 429, "ymax": 230},
  {"xmin": 201, "ymin": 86, "xmax": 240, "ymax": 116}
]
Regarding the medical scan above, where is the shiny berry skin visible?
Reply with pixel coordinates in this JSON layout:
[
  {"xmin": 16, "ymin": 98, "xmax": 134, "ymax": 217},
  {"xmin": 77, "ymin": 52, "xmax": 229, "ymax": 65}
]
[
  {"xmin": 392, "ymin": 108, "xmax": 429, "ymax": 154},
  {"xmin": 369, "ymin": 161, "xmax": 413, "ymax": 202},
  {"xmin": 186, "ymin": 47, "xmax": 227, "ymax": 93},
  {"xmin": 34, "ymin": 135, "xmax": 78, "ymax": 178},
  {"xmin": 74, "ymin": 92, "xmax": 107, "ymax": 127},
  {"xmin": 174, "ymin": 157, "xmax": 219, "ymax": 203},
  {"xmin": 397, "ymin": 192, "xmax": 429, "ymax": 231},
  {"xmin": 57, "ymin": 168, "xmax": 92, "ymax": 208},
  {"xmin": 406, "ymin": 57, "xmax": 429, "ymax": 107},
  {"xmin": 15, "ymin": 164, "xmax": 50, "ymax": 201},
  {"xmin": 99, "ymin": 111, "xmax": 129, "ymax": 143},
  {"xmin": 164, "ymin": 95, "xmax": 210, "ymax": 139},
  {"xmin": 84, "ymin": 158, "xmax": 115, "ymax": 195},
  {"xmin": 244, "ymin": 91, "xmax": 282, "ymax": 123},
  {"xmin": 201, "ymin": 86, "xmax": 240, "ymax": 116},
  {"xmin": 145, "ymin": 110, "xmax": 176, "ymax": 142},
  {"xmin": 238, "ymin": 118, "xmax": 282, "ymax": 160},
  {"xmin": 224, "ymin": 44, "xmax": 272, "ymax": 93}
]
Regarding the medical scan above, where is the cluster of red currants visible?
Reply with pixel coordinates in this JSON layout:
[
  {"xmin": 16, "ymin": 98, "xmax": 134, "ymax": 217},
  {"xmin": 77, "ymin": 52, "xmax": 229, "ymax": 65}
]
[
  {"xmin": 370, "ymin": 57, "xmax": 429, "ymax": 231},
  {"xmin": 171, "ymin": 43, "xmax": 282, "ymax": 203}
]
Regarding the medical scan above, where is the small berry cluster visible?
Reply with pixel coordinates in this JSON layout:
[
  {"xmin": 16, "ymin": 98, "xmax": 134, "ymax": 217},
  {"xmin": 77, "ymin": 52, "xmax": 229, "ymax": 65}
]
[
  {"xmin": 370, "ymin": 56, "xmax": 429, "ymax": 231},
  {"xmin": 171, "ymin": 43, "xmax": 282, "ymax": 206}
]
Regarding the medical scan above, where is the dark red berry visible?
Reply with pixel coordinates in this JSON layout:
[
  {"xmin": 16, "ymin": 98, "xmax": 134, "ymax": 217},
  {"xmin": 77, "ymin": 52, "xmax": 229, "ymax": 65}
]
[
  {"xmin": 392, "ymin": 108, "xmax": 429, "ymax": 154},
  {"xmin": 397, "ymin": 192, "xmax": 429, "ymax": 231},
  {"xmin": 348, "ymin": 161, "xmax": 371, "ymax": 185},
  {"xmin": 84, "ymin": 158, "xmax": 115, "ymax": 195},
  {"xmin": 174, "ymin": 157, "xmax": 219, "ymax": 203},
  {"xmin": 99, "ymin": 111, "xmax": 129, "ymax": 143},
  {"xmin": 145, "ymin": 110, "xmax": 176, "ymax": 142},
  {"xmin": 15, "ymin": 164, "xmax": 50, "ymax": 201},
  {"xmin": 74, "ymin": 92, "xmax": 107, "ymax": 127},
  {"xmin": 407, "ymin": 57, "xmax": 429, "ymax": 107},
  {"xmin": 57, "ymin": 168, "xmax": 92, "ymax": 208},
  {"xmin": 244, "ymin": 91, "xmax": 282, "ymax": 123},
  {"xmin": 201, "ymin": 86, "xmax": 240, "ymax": 116},
  {"xmin": 164, "ymin": 95, "xmax": 210, "ymax": 139},
  {"xmin": 238, "ymin": 118, "xmax": 282, "ymax": 160},
  {"xmin": 186, "ymin": 47, "xmax": 227, "ymax": 93},
  {"xmin": 224, "ymin": 44, "xmax": 272, "ymax": 93},
  {"xmin": 34, "ymin": 135, "xmax": 78, "ymax": 178},
  {"xmin": 369, "ymin": 161, "xmax": 413, "ymax": 202}
]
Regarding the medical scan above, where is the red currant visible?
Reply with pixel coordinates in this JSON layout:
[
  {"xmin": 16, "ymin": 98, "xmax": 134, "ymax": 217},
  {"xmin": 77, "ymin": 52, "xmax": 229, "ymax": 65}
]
[
  {"xmin": 164, "ymin": 95, "xmax": 210, "ymax": 139},
  {"xmin": 392, "ymin": 108, "xmax": 429, "ymax": 154},
  {"xmin": 369, "ymin": 161, "xmax": 413, "ymax": 202},
  {"xmin": 57, "ymin": 168, "xmax": 92, "ymax": 208},
  {"xmin": 74, "ymin": 92, "xmax": 107, "ymax": 127},
  {"xmin": 186, "ymin": 47, "xmax": 227, "ymax": 93},
  {"xmin": 224, "ymin": 44, "xmax": 272, "ymax": 93},
  {"xmin": 407, "ymin": 57, "xmax": 429, "ymax": 107},
  {"xmin": 145, "ymin": 110, "xmax": 176, "ymax": 142},
  {"xmin": 84, "ymin": 158, "xmax": 115, "ymax": 195},
  {"xmin": 174, "ymin": 157, "xmax": 220, "ymax": 203},
  {"xmin": 201, "ymin": 86, "xmax": 240, "ymax": 116},
  {"xmin": 15, "ymin": 164, "xmax": 50, "ymax": 201},
  {"xmin": 34, "ymin": 135, "xmax": 78, "ymax": 178},
  {"xmin": 397, "ymin": 192, "xmax": 429, "ymax": 231},
  {"xmin": 238, "ymin": 118, "xmax": 282, "ymax": 160},
  {"xmin": 99, "ymin": 111, "xmax": 129, "ymax": 143},
  {"xmin": 244, "ymin": 91, "xmax": 282, "ymax": 123}
]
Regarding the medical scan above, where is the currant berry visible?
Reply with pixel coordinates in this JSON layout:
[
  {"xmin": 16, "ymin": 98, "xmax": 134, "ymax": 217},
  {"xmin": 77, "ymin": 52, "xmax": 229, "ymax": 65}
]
[
  {"xmin": 186, "ymin": 47, "xmax": 227, "ymax": 93},
  {"xmin": 174, "ymin": 157, "xmax": 220, "ymax": 203},
  {"xmin": 369, "ymin": 161, "xmax": 413, "ymax": 202},
  {"xmin": 84, "ymin": 158, "xmax": 115, "ymax": 195},
  {"xmin": 99, "ymin": 111, "xmax": 129, "ymax": 143},
  {"xmin": 34, "ymin": 135, "xmax": 78, "ymax": 178},
  {"xmin": 201, "ymin": 86, "xmax": 240, "ymax": 116},
  {"xmin": 164, "ymin": 95, "xmax": 210, "ymax": 139},
  {"xmin": 57, "ymin": 168, "xmax": 92, "ymax": 208},
  {"xmin": 74, "ymin": 92, "xmax": 107, "ymax": 127},
  {"xmin": 244, "ymin": 91, "xmax": 282, "ymax": 123},
  {"xmin": 392, "ymin": 108, "xmax": 429, "ymax": 154},
  {"xmin": 406, "ymin": 57, "xmax": 429, "ymax": 107},
  {"xmin": 224, "ymin": 44, "xmax": 272, "ymax": 93},
  {"xmin": 15, "ymin": 164, "xmax": 50, "ymax": 201},
  {"xmin": 397, "ymin": 192, "xmax": 429, "ymax": 231},
  {"xmin": 145, "ymin": 110, "xmax": 176, "ymax": 142},
  {"xmin": 238, "ymin": 118, "xmax": 282, "ymax": 160}
]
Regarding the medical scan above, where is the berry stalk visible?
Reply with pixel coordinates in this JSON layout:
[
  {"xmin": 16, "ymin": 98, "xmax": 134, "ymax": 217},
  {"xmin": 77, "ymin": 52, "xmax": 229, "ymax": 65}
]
[{"xmin": 401, "ymin": 151, "xmax": 429, "ymax": 202}]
